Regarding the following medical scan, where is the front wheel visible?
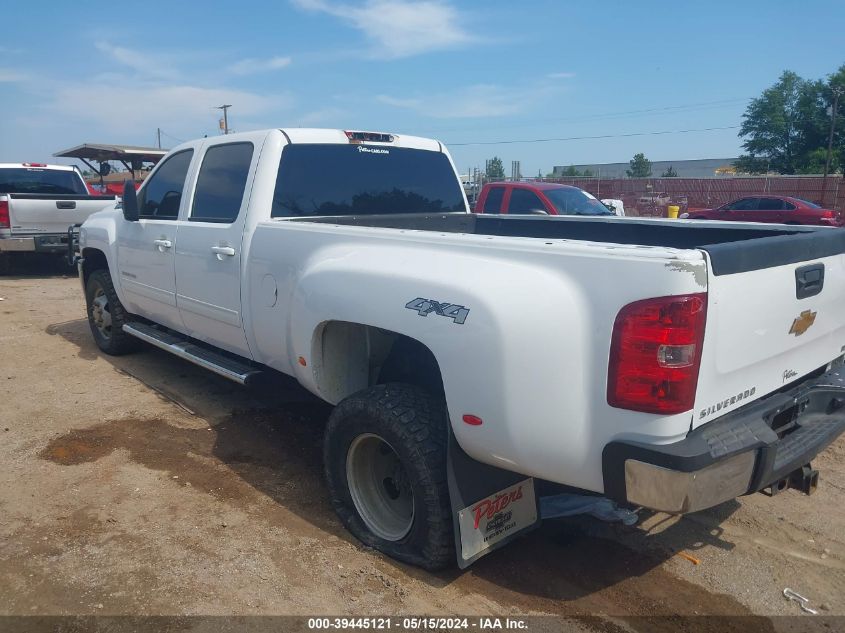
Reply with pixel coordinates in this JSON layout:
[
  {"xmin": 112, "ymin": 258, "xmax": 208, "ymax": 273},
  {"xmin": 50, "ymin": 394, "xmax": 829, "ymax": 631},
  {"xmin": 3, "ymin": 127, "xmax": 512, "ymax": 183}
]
[
  {"xmin": 324, "ymin": 384, "xmax": 454, "ymax": 570},
  {"xmin": 85, "ymin": 269, "xmax": 138, "ymax": 355}
]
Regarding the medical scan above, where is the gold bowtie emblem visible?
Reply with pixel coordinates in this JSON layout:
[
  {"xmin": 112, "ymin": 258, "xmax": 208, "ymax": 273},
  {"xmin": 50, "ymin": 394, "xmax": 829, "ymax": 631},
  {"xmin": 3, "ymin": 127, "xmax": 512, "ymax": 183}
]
[{"xmin": 789, "ymin": 310, "xmax": 817, "ymax": 336}]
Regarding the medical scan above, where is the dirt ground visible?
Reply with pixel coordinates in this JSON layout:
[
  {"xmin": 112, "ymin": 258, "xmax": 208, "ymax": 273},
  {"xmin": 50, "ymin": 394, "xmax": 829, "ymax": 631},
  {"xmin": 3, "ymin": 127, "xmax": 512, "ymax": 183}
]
[{"xmin": 1, "ymin": 263, "xmax": 844, "ymax": 631}]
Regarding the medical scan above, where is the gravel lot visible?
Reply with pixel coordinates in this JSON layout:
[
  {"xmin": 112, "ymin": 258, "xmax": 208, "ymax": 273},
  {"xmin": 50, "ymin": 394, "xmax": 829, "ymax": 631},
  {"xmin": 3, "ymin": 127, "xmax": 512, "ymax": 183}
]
[{"xmin": 1, "ymin": 265, "xmax": 843, "ymax": 631}]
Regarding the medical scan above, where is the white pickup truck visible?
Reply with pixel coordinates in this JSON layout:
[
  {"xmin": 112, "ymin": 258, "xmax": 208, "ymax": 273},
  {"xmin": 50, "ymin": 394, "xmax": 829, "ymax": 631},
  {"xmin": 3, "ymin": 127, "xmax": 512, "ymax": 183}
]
[
  {"xmin": 0, "ymin": 163, "xmax": 115, "ymax": 273},
  {"xmin": 76, "ymin": 128, "xmax": 845, "ymax": 569}
]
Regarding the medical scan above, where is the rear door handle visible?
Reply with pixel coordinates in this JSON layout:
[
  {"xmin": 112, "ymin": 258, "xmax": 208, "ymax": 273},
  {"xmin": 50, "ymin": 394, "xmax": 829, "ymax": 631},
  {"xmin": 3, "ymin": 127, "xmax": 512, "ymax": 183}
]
[
  {"xmin": 56, "ymin": 200, "xmax": 76, "ymax": 210},
  {"xmin": 211, "ymin": 245, "xmax": 236, "ymax": 259},
  {"xmin": 153, "ymin": 239, "xmax": 172, "ymax": 252}
]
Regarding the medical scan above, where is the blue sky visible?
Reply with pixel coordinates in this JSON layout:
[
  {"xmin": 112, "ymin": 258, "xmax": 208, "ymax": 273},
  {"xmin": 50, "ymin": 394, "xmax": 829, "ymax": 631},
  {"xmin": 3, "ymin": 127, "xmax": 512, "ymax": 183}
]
[{"xmin": 1, "ymin": 0, "xmax": 843, "ymax": 176}]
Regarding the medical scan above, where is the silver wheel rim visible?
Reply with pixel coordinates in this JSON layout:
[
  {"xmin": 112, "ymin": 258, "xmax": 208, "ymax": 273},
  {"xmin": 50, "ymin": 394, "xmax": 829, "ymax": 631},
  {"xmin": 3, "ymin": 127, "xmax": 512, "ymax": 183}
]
[
  {"xmin": 346, "ymin": 433, "xmax": 414, "ymax": 541},
  {"xmin": 91, "ymin": 287, "xmax": 112, "ymax": 339}
]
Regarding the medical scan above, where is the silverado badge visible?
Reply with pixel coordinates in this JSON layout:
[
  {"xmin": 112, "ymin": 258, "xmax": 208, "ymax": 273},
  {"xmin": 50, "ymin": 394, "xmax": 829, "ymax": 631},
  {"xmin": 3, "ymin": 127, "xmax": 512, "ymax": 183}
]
[{"xmin": 789, "ymin": 310, "xmax": 817, "ymax": 336}]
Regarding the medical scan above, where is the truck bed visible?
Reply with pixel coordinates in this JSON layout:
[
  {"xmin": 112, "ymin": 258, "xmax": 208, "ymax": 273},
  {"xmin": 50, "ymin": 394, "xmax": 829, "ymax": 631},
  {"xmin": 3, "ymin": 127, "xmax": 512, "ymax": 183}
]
[{"xmin": 294, "ymin": 213, "xmax": 845, "ymax": 275}]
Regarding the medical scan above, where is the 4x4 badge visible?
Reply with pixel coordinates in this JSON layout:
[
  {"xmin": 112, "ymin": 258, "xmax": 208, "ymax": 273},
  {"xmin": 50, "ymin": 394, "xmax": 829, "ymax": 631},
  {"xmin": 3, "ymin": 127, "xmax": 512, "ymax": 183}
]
[{"xmin": 789, "ymin": 310, "xmax": 817, "ymax": 336}]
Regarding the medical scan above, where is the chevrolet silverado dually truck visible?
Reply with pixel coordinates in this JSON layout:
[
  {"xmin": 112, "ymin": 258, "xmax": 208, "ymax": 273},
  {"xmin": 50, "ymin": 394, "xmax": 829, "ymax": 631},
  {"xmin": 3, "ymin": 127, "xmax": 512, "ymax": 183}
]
[
  {"xmin": 74, "ymin": 128, "xmax": 845, "ymax": 569},
  {"xmin": 0, "ymin": 163, "xmax": 115, "ymax": 273}
]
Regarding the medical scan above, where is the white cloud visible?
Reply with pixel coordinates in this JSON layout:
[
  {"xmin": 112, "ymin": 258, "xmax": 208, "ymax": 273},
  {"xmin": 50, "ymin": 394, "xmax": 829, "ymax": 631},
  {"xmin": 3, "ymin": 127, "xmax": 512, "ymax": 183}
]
[
  {"xmin": 377, "ymin": 82, "xmax": 564, "ymax": 118},
  {"xmin": 227, "ymin": 55, "xmax": 292, "ymax": 75},
  {"xmin": 94, "ymin": 41, "xmax": 180, "ymax": 80},
  {"xmin": 0, "ymin": 68, "xmax": 26, "ymax": 82},
  {"xmin": 291, "ymin": 0, "xmax": 474, "ymax": 58},
  {"xmin": 40, "ymin": 81, "xmax": 291, "ymax": 135},
  {"xmin": 547, "ymin": 72, "xmax": 576, "ymax": 79}
]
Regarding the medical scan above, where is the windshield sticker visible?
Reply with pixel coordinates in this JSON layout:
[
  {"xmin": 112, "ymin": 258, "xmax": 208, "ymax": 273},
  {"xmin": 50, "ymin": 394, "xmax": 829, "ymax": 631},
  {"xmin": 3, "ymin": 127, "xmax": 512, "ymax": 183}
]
[{"xmin": 357, "ymin": 146, "xmax": 389, "ymax": 155}]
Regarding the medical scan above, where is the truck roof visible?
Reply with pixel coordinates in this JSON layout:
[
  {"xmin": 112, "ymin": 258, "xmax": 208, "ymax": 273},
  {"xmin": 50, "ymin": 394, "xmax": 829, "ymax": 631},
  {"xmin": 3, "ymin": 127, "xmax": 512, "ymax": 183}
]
[{"xmin": 0, "ymin": 162, "xmax": 77, "ymax": 172}]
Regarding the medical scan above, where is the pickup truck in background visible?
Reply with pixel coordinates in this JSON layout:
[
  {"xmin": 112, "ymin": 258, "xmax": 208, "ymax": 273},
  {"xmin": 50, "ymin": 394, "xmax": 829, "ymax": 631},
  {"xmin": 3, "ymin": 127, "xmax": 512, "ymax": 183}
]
[
  {"xmin": 0, "ymin": 163, "xmax": 114, "ymax": 273},
  {"xmin": 76, "ymin": 128, "xmax": 845, "ymax": 569},
  {"xmin": 474, "ymin": 181, "xmax": 614, "ymax": 217}
]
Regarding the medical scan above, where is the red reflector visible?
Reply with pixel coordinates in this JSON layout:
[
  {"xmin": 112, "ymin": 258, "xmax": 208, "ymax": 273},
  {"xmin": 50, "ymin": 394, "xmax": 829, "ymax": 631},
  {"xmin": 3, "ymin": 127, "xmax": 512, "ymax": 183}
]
[
  {"xmin": 22, "ymin": 162, "xmax": 47, "ymax": 167},
  {"xmin": 462, "ymin": 414, "xmax": 483, "ymax": 426},
  {"xmin": 608, "ymin": 293, "xmax": 707, "ymax": 415},
  {"xmin": 0, "ymin": 200, "xmax": 9, "ymax": 229}
]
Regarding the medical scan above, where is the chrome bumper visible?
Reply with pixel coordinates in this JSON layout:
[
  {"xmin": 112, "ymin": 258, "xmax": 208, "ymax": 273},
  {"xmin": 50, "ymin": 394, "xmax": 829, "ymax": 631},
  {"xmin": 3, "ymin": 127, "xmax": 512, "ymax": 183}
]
[
  {"xmin": 603, "ymin": 362, "xmax": 845, "ymax": 514},
  {"xmin": 624, "ymin": 452, "xmax": 756, "ymax": 513}
]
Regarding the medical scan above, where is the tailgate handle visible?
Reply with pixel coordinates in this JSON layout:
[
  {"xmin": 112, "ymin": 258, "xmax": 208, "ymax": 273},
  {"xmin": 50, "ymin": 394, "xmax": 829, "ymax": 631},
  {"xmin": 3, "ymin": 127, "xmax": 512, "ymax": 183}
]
[
  {"xmin": 795, "ymin": 263, "xmax": 824, "ymax": 299},
  {"xmin": 56, "ymin": 200, "xmax": 76, "ymax": 210}
]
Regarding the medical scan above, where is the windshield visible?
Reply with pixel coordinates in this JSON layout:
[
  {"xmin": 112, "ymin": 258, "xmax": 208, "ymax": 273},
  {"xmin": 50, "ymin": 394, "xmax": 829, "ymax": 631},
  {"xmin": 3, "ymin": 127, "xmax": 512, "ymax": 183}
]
[
  {"xmin": 545, "ymin": 187, "xmax": 613, "ymax": 216},
  {"xmin": 0, "ymin": 167, "xmax": 87, "ymax": 195},
  {"xmin": 272, "ymin": 144, "xmax": 467, "ymax": 217}
]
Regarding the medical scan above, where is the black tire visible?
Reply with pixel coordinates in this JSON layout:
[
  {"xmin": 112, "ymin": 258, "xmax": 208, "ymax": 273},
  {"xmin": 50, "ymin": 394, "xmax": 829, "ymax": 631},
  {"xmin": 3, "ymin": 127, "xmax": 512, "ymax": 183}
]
[
  {"xmin": 324, "ymin": 383, "xmax": 454, "ymax": 570},
  {"xmin": 85, "ymin": 269, "xmax": 138, "ymax": 355}
]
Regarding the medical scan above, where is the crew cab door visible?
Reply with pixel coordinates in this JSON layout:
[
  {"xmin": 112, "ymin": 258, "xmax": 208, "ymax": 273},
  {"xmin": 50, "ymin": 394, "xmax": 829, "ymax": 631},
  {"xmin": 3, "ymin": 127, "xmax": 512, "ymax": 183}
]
[
  {"xmin": 174, "ymin": 139, "xmax": 258, "ymax": 358},
  {"xmin": 116, "ymin": 149, "xmax": 194, "ymax": 331}
]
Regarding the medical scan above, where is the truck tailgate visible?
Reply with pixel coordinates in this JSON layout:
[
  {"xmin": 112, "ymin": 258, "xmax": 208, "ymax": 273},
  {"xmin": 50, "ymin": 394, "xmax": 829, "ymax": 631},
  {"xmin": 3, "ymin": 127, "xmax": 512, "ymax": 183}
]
[
  {"xmin": 694, "ymin": 232, "xmax": 845, "ymax": 428},
  {"xmin": 8, "ymin": 194, "xmax": 114, "ymax": 235}
]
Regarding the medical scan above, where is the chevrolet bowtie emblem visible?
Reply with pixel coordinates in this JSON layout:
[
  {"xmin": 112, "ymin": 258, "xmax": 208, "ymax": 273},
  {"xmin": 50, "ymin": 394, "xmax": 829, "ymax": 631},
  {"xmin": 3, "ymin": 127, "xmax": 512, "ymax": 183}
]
[{"xmin": 789, "ymin": 310, "xmax": 817, "ymax": 336}]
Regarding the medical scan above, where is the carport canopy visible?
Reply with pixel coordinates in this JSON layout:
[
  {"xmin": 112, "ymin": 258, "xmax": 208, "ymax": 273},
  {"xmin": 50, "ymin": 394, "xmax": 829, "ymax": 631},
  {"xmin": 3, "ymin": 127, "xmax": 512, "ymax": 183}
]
[{"xmin": 53, "ymin": 143, "xmax": 168, "ymax": 178}]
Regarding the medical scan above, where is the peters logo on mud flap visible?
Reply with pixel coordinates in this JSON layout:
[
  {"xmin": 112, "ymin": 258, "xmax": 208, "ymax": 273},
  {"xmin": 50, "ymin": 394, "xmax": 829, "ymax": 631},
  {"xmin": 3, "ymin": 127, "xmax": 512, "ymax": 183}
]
[{"xmin": 458, "ymin": 479, "xmax": 537, "ymax": 561}]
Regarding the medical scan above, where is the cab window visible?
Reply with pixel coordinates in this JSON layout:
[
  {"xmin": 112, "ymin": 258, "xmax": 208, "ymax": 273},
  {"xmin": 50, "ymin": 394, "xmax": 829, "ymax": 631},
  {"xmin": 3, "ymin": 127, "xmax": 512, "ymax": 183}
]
[
  {"xmin": 138, "ymin": 150, "xmax": 194, "ymax": 220},
  {"xmin": 482, "ymin": 186, "xmax": 505, "ymax": 213},
  {"xmin": 507, "ymin": 188, "xmax": 546, "ymax": 214},
  {"xmin": 191, "ymin": 143, "xmax": 254, "ymax": 223}
]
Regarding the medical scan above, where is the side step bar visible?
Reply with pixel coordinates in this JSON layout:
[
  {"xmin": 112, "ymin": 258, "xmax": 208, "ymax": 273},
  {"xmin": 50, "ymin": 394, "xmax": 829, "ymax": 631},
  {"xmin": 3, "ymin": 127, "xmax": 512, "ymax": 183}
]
[{"xmin": 122, "ymin": 322, "xmax": 262, "ymax": 385}]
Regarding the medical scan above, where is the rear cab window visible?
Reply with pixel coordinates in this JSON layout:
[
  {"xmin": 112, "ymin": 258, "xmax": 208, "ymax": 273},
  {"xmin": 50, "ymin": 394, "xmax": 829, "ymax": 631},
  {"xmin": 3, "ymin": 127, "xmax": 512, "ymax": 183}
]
[
  {"xmin": 190, "ymin": 142, "xmax": 254, "ymax": 223},
  {"xmin": 0, "ymin": 168, "xmax": 87, "ymax": 195},
  {"xmin": 482, "ymin": 186, "xmax": 505, "ymax": 213},
  {"xmin": 271, "ymin": 144, "xmax": 465, "ymax": 217}
]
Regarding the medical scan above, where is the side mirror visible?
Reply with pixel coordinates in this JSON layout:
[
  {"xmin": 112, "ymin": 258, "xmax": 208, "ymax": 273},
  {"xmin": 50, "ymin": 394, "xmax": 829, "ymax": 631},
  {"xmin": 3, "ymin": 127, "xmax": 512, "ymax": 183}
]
[{"xmin": 122, "ymin": 180, "xmax": 139, "ymax": 222}]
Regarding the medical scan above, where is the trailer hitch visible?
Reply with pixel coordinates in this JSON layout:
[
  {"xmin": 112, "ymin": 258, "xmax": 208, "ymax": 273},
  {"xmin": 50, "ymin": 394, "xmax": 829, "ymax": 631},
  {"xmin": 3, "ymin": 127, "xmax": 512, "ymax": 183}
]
[
  {"xmin": 788, "ymin": 464, "xmax": 819, "ymax": 496},
  {"xmin": 764, "ymin": 464, "xmax": 819, "ymax": 497}
]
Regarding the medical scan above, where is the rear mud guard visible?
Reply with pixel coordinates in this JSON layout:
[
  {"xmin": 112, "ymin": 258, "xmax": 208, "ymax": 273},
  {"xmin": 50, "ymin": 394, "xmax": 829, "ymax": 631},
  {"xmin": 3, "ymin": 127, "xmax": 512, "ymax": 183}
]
[{"xmin": 446, "ymin": 430, "xmax": 540, "ymax": 568}]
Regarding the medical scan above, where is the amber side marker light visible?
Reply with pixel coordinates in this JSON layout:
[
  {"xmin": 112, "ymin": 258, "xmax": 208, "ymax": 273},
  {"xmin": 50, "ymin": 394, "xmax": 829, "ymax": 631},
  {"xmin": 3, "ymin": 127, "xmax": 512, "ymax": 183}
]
[{"xmin": 297, "ymin": 356, "xmax": 307, "ymax": 367}]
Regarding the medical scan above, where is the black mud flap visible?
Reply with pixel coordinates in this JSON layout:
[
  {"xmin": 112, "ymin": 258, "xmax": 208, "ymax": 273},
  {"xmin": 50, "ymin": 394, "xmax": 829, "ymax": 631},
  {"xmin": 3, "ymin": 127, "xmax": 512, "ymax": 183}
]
[{"xmin": 447, "ymin": 430, "xmax": 541, "ymax": 568}]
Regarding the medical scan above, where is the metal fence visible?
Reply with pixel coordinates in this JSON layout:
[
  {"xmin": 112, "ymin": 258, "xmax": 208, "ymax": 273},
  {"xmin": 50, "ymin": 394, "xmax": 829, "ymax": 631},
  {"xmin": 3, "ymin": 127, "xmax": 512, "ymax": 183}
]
[{"xmin": 532, "ymin": 175, "xmax": 844, "ymax": 216}]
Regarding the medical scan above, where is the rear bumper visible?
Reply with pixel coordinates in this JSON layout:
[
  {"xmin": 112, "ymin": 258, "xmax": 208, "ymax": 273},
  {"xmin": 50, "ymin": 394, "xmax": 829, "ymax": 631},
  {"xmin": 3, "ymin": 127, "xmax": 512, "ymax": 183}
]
[
  {"xmin": 603, "ymin": 362, "xmax": 845, "ymax": 513},
  {"xmin": 0, "ymin": 234, "xmax": 69, "ymax": 254}
]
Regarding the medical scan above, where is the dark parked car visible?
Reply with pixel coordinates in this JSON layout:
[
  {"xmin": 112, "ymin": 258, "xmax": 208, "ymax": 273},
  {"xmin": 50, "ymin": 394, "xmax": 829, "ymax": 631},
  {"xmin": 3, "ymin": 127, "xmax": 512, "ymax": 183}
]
[
  {"xmin": 686, "ymin": 196, "xmax": 843, "ymax": 227},
  {"xmin": 474, "ymin": 182, "xmax": 613, "ymax": 216}
]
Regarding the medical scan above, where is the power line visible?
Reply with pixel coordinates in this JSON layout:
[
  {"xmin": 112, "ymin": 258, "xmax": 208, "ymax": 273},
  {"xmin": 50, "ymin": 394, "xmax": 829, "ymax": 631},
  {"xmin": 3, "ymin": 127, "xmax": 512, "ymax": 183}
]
[
  {"xmin": 158, "ymin": 129, "xmax": 185, "ymax": 144},
  {"xmin": 416, "ymin": 97, "xmax": 752, "ymax": 136},
  {"xmin": 446, "ymin": 125, "xmax": 741, "ymax": 147}
]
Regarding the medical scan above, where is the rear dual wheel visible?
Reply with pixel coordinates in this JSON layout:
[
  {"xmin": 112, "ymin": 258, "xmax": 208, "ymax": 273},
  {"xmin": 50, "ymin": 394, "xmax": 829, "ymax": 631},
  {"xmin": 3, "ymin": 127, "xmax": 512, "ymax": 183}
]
[{"xmin": 324, "ymin": 384, "xmax": 454, "ymax": 570}]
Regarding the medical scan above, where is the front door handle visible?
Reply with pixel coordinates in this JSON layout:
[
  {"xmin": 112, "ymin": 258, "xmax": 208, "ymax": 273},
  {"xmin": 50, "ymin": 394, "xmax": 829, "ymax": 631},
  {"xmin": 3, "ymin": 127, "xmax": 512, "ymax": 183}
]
[
  {"xmin": 211, "ymin": 245, "xmax": 236, "ymax": 260},
  {"xmin": 153, "ymin": 239, "xmax": 172, "ymax": 252}
]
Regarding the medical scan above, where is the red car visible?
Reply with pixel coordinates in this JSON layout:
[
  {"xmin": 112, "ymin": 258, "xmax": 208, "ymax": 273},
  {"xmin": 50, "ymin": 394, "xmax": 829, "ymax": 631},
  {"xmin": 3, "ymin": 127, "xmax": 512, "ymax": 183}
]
[
  {"xmin": 474, "ymin": 182, "xmax": 613, "ymax": 216},
  {"xmin": 687, "ymin": 195, "xmax": 843, "ymax": 227}
]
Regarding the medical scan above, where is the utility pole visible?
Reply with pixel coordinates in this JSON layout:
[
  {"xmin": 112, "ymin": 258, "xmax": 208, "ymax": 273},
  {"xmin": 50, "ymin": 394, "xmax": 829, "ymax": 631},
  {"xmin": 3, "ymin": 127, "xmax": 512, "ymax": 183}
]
[
  {"xmin": 157, "ymin": 128, "xmax": 161, "ymax": 149},
  {"xmin": 821, "ymin": 86, "xmax": 843, "ymax": 205},
  {"xmin": 217, "ymin": 104, "xmax": 232, "ymax": 135}
]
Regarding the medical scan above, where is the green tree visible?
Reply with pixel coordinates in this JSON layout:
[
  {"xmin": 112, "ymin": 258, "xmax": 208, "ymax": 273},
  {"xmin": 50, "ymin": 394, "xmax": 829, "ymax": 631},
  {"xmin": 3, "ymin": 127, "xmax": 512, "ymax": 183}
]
[
  {"xmin": 485, "ymin": 156, "xmax": 505, "ymax": 180},
  {"xmin": 661, "ymin": 165, "xmax": 678, "ymax": 177},
  {"xmin": 736, "ymin": 70, "xmax": 830, "ymax": 174},
  {"xmin": 626, "ymin": 153, "xmax": 652, "ymax": 178},
  {"xmin": 582, "ymin": 168, "xmax": 594, "ymax": 177}
]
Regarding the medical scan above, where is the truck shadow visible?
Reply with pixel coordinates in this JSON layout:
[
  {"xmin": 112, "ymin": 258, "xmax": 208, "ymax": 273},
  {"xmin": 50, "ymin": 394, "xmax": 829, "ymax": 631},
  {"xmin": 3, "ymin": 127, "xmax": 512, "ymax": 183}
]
[
  {"xmin": 45, "ymin": 318, "xmax": 763, "ymax": 627},
  {"xmin": 0, "ymin": 254, "xmax": 76, "ymax": 278}
]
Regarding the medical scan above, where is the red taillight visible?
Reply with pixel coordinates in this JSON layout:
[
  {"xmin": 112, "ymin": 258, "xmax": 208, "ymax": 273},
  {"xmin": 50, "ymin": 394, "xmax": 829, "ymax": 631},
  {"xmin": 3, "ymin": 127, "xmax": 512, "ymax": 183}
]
[
  {"xmin": 0, "ymin": 200, "xmax": 9, "ymax": 228},
  {"xmin": 22, "ymin": 162, "xmax": 47, "ymax": 167},
  {"xmin": 608, "ymin": 293, "xmax": 707, "ymax": 415},
  {"xmin": 820, "ymin": 210, "xmax": 835, "ymax": 219}
]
